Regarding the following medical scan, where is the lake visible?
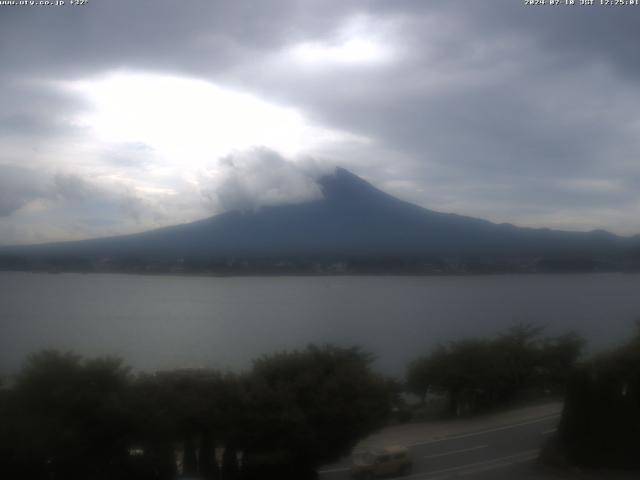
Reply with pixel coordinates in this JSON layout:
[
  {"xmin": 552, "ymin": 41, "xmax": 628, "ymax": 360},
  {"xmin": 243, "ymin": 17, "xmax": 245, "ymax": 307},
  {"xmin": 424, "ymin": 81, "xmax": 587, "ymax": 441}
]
[{"xmin": 1, "ymin": 272, "xmax": 639, "ymax": 377}]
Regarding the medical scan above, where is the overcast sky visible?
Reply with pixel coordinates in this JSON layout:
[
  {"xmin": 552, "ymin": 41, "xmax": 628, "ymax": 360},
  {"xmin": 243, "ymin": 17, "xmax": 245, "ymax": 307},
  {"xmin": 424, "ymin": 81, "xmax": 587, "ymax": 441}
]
[{"xmin": 1, "ymin": 0, "xmax": 640, "ymax": 245}]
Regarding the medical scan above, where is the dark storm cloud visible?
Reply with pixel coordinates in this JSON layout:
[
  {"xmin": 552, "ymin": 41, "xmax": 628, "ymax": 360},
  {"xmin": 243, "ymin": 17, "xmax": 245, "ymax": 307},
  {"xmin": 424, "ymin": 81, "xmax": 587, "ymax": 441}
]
[
  {"xmin": 216, "ymin": 1, "xmax": 640, "ymax": 230},
  {"xmin": 0, "ymin": 77, "xmax": 88, "ymax": 142},
  {"xmin": 54, "ymin": 173, "xmax": 92, "ymax": 201},
  {"xmin": 444, "ymin": 1, "xmax": 640, "ymax": 79},
  {"xmin": 2, "ymin": 0, "xmax": 640, "ymax": 240},
  {"xmin": 0, "ymin": 165, "xmax": 48, "ymax": 217},
  {"xmin": 0, "ymin": 0, "xmax": 361, "ymax": 78},
  {"xmin": 0, "ymin": 167, "xmax": 145, "ymax": 220},
  {"xmin": 53, "ymin": 173, "xmax": 146, "ymax": 224}
]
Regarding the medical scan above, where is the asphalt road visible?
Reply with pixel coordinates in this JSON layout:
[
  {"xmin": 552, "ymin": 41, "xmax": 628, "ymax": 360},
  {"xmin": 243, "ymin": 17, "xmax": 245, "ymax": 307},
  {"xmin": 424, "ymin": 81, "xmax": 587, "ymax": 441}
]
[{"xmin": 318, "ymin": 414, "xmax": 560, "ymax": 480}]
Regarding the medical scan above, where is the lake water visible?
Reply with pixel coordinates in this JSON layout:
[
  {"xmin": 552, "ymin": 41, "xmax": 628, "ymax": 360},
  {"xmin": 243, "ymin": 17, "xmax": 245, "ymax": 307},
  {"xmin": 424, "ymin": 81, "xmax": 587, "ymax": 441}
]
[{"xmin": 1, "ymin": 272, "xmax": 639, "ymax": 377}]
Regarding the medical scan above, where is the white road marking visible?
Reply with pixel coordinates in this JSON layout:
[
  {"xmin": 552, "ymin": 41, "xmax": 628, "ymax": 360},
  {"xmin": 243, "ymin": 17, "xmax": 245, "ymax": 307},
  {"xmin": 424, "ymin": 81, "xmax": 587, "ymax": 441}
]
[
  {"xmin": 541, "ymin": 428, "xmax": 557, "ymax": 435},
  {"xmin": 318, "ymin": 413, "xmax": 557, "ymax": 476},
  {"xmin": 458, "ymin": 450, "xmax": 538, "ymax": 477},
  {"xmin": 423, "ymin": 444, "xmax": 488, "ymax": 459},
  {"xmin": 320, "ymin": 448, "xmax": 539, "ymax": 477},
  {"xmin": 318, "ymin": 466, "xmax": 349, "ymax": 474},
  {"xmin": 406, "ymin": 413, "xmax": 560, "ymax": 447},
  {"xmin": 400, "ymin": 449, "xmax": 538, "ymax": 480}
]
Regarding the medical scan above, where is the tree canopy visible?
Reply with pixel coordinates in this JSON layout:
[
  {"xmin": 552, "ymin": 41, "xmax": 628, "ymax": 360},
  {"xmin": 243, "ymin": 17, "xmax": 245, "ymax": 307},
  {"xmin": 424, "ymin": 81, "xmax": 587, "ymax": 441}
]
[
  {"xmin": 0, "ymin": 345, "xmax": 391, "ymax": 480},
  {"xmin": 557, "ymin": 324, "xmax": 640, "ymax": 469},
  {"xmin": 406, "ymin": 324, "xmax": 584, "ymax": 416}
]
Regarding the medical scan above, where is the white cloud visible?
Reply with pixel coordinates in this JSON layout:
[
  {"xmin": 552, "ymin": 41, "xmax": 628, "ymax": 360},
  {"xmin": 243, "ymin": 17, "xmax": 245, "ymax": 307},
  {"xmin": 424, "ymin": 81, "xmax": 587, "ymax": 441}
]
[
  {"xmin": 63, "ymin": 72, "xmax": 365, "ymax": 168},
  {"xmin": 286, "ymin": 14, "xmax": 400, "ymax": 70},
  {"xmin": 200, "ymin": 148, "xmax": 325, "ymax": 212}
]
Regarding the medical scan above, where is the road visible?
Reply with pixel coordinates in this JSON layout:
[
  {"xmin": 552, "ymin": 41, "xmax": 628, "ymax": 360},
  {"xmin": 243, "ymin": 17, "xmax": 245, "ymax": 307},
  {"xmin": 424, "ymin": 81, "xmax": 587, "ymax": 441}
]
[{"xmin": 318, "ymin": 413, "xmax": 560, "ymax": 479}]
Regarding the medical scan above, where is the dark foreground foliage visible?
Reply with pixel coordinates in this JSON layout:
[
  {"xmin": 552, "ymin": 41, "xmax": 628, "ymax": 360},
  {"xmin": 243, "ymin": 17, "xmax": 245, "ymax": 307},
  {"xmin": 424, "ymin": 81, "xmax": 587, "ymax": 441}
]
[
  {"xmin": 406, "ymin": 324, "xmax": 585, "ymax": 416},
  {"xmin": 557, "ymin": 326, "xmax": 640, "ymax": 470},
  {"xmin": 0, "ymin": 345, "xmax": 391, "ymax": 480}
]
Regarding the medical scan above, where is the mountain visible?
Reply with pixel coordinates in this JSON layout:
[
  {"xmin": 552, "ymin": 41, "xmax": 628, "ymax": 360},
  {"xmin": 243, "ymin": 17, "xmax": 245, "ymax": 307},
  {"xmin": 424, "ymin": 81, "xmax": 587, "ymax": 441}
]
[{"xmin": 1, "ymin": 168, "xmax": 637, "ymax": 261}]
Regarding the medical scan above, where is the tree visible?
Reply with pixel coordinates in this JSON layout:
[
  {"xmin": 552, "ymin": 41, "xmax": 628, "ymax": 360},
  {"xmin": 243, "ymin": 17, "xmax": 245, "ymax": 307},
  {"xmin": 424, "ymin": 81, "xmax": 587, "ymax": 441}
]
[
  {"xmin": 406, "ymin": 356, "xmax": 432, "ymax": 406},
  {"xmin": 538, "ymin": 332, "xmax": 585, "ymax": 393},
  {"xmin": 133, "ymin": 368, "xmax": 241, "ymax": 479},
  {"xmin": 6, "ymin": 350, "xmax": 134, "ymax": 480},
  {"xmin": 558, "ymin": 325, "xmax": 640, "ymax": 469},
  {"xmin": 241, "ymin": 345, "xmax": 392, "ymax": 479},
  {"xmin": 493, "ymin": 323, "xmax": 544, "ymax": 402},
  {"xmin": 406, "ymin": 325, "xmax": 585, "ymax": 417}
]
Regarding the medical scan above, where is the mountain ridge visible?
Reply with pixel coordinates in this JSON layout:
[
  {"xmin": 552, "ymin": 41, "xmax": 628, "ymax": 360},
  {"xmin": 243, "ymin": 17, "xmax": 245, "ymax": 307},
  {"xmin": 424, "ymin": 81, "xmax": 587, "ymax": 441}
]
[{"xmin": 1, "ymin": 167, "xmax": 636, "ymax": 261}]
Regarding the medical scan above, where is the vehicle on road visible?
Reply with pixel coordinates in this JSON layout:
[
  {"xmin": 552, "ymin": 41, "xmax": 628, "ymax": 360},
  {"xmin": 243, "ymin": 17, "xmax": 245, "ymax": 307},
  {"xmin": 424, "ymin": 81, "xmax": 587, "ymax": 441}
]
[{"xmin": 350, "ymin": 445, "xmax": 413, "ymax": 479}]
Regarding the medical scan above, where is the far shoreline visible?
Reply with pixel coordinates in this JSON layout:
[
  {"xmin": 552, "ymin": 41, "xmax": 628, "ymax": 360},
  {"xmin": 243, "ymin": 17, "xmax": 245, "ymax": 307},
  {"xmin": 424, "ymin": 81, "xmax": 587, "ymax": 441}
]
[{"xmin": 0, "ymin": 269, "xmax": 637, "ymax": 278}]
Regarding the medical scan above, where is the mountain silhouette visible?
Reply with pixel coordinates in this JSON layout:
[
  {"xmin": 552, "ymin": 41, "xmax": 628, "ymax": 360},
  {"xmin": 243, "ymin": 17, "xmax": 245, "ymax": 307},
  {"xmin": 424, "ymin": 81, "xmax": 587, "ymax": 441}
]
[{"xmin": 3, "ymin": 168, "xmax": 635, "ymax": 259}]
